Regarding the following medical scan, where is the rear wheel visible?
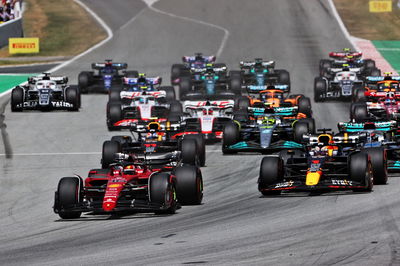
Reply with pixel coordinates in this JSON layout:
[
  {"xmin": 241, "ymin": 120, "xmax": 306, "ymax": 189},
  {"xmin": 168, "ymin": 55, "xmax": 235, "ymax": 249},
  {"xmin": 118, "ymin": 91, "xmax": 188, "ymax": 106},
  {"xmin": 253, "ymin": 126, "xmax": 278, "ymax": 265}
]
[
  {"xmin": 102, "ymin": 140, "xmax": 121, "ymax": 168},
  {"xmin": 353, "ymin": 88, "xmax": 366, "ymax": 102},
  {"xmin": 276, "ymin": 69, "xmax": 290, "ymax": 88},
  {"xmin": 350, "ymin": 152, "xmax": 373, "ymax": 192},
  {"xmin": 319, "ymin": 59, "xmax": 332, "ymax": 75},
  {"xmin": 109, "ymin": 87, "xmax": 121, "ymax": 102},
  {"xmin": 171, "ymin": 64, "xmax": 185, "ymax": 85},
  {"xmin": 108, "ymin": 102, "xmax": 122, "ymax": 130},
  {"xmin": 229, "ymin": 70, "xmax": 242, "ymax": 95},
  {"xmin": 169, "ymin": 100, "xmax": 183, "ymax": 115},
  {"xmin": 369, "ymin": 67, "xmax": 380, "ymax": 77},
  {"xmin": 314, "ymin": 77, "xmax": 326, "ymax": 102},
  {"xmin": 258, "ymin": 157, "xmax": 283, "ymax": 195},
  {"xmin": 11, "ymin": 87, "xmax": 24, "ymax": 112},
  {"xmin": 57, "ymin": 177, "xmax": 83, "ymax": 219},
  {"xmin": 365, "ymin": 147, "xmax": 387, "ymax": 185},
  {"xmin": 160, "ymin": 86, "xmax": 176, "ymax": 102},
  {"xmin": 351, "ymin": 103, "xmax": 368, "ymax": 122},
  {"xmin": 297, "ymin": 97, "xmax": 312, "ymax": 117},
  {"xmin": 181, "ymin": 139, "xmax": 197, "ymax": 165},
  {"xmin": 235, "ymin": 96, "xmax": 250, "ymax": 111},
  {"xmin": 78, "ymin": 71, "xmax": 92, "ymax": 93},
  {"xmin": 179, "ymin": 76, "xmax": 192, "ymax": 100},
  {"xmin": 174, "ymin": 165, "xmax": 203, "ymax": 205},
  {"xmin": 293, "ymin": 120, "xmax": 311, "ymax": 143},
  {"xmin": 150, "ymin": 173, "xmax": 177, "ymax": 214},
  {"xmin": 222, "ymin": 121, "xmax": 239, "ymax": 154},
  {"xmin": 184, "ymin": 134, "xmax": 206, "ymax": 166},
  {"xmin": 364, "ymin": 59, "xmax": 376, "ymax": 70},
  {"xmin": 111, "ymin": 135, "xmax": 132, "ymax": 146}
]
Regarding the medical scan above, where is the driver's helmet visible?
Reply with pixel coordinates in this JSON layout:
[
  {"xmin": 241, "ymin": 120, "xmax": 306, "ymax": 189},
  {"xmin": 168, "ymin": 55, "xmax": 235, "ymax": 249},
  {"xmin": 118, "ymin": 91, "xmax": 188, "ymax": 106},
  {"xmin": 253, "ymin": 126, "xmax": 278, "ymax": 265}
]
[
  {"xmin": 262, "ymin": 116, "xmax": 276, "ymax": 125},
  {"xmin": 123, "ymin": 164, "xmax": 136, "ymax": 175},
  {"xmin": 102, "ymin": 66, "xmax": 114, "ymax": 74},
  {"xmin": 144, "ymin": 132, "xmax": 160, "ymax": 142},
  {"xmin": 111, "ymin": 165, "xmax": 123, "ymax": 176},
  {"xmin": 385, "ymin": 97, "xmax": 396, "ymax": 105},
  {"xmin": 195, "ymin": 53, "xmax": 203, "ymax": 61},
  {"xmin": 379, "ymin": 82, "xmax": 392, "ymax": 91},
  {"xmin": 137, "ymin": 73, "xmax": 147, "ymax": 85},
  {"xmin": 205, "ymin": 63, "xmax": 214, "ymax": 72},
  {"xmin": 341, "ymin": 64, "xmax": 350, "ymax": 71}
]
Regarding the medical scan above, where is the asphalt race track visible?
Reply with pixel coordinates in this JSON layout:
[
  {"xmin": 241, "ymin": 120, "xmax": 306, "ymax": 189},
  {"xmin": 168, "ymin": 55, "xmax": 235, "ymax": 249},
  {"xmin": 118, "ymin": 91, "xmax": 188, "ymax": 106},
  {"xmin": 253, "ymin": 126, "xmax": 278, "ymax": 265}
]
[{"xmin": 1, "ymin": 0, "xmax": 400, "ymax": 265}]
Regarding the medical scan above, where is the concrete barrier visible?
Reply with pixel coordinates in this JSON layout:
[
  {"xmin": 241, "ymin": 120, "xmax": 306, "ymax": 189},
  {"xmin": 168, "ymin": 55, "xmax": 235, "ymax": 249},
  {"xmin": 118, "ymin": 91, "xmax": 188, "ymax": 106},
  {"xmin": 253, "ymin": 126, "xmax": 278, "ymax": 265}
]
[{"xmin": 0, "ymin": 17, "xmax": 24, "ymax": 48}]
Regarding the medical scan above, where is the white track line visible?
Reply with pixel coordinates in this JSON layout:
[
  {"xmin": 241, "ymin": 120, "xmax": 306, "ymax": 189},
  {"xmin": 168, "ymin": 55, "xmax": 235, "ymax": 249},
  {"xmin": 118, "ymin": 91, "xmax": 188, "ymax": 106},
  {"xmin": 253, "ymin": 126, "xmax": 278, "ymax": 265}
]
[
  {"xmin": 0, "ymin": 0, "xmax": 113, "ymax": 99},
  {"xmin": 47, "ymin": 0, "xmax": 113, "ymax": 73},
  {"xmin": 327, "ymin": 0, "xmax": 397, "ymax": 74},
  {"xmin": 327, "ymin": 0, "xmax": 356, "ymax": 49},
  {"xmin": 143, "ymin": 0, "xmax": 229, "ymax": 58}
]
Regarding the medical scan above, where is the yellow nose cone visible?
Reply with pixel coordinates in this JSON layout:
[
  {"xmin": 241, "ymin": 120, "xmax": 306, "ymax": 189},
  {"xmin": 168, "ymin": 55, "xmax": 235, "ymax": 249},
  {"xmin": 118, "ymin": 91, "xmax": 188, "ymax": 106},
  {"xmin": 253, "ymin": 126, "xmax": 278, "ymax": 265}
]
[{"xmin": 306, "ymin": 172, "xmax": 321, "ymax": 186}]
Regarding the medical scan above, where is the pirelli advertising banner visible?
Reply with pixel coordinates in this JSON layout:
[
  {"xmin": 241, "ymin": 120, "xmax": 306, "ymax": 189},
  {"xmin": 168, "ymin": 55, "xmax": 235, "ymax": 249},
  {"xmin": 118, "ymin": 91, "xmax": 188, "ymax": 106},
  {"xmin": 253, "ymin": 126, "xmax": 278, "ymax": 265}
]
[
  {"xmin": 8, "ymin": 38, "xmax": 40, "ymax": 54},
  {"xmin": 369, "ymin": 0, "xmax": 392, "ymax": 12}
]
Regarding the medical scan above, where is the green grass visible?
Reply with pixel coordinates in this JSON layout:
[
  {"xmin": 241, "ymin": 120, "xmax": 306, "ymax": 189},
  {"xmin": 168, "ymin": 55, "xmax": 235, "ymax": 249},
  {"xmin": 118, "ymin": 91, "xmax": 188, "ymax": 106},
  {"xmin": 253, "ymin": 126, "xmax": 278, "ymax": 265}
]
[
  {"xmin": 334, "ymin": 0, "xmax": 400, "ymax": 40},
  {"xmin": 0, "ymin": 0, "xmax": 106, "ymax": 58}
]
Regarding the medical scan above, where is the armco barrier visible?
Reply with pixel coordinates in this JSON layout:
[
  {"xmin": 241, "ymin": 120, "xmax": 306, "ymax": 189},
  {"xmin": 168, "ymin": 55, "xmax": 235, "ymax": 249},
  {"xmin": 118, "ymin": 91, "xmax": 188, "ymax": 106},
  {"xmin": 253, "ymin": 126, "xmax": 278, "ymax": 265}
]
[{"xmin": 0, "ymin": 18, "xmax": 24, "ymax": 48}]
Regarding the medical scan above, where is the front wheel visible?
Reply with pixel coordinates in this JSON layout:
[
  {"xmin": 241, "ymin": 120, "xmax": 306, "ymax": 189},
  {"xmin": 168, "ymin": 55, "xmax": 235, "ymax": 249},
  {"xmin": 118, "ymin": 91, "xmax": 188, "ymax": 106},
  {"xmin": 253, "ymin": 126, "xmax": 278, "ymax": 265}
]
[
  {"xmin": 222, "ymin": 121, "xmax": 239, "ymax": 154},
  {"xmin": 150, "ymin": 173, "xmax": 177, "ymax": 214},
  {"xmin": 11, "ymin": 87, "xmax": 24, "ymax": 112},
  {"xmin": 65, "ymin": 86, "xmax": 80, "ymax": 111},
  {"xmin": 174, "ymin": 165, "xmax": 203, "ymax": 205},
  {"xmin": 350, "ymin": 152, "xmax": 373, "ymax": 192},
  {"xmin": 258, "ymin": 157, "xmax": 283, "ymax": 195},
  {"xmin": 56, "ymin": 177, "xmax": 83, "ymax": 219}
]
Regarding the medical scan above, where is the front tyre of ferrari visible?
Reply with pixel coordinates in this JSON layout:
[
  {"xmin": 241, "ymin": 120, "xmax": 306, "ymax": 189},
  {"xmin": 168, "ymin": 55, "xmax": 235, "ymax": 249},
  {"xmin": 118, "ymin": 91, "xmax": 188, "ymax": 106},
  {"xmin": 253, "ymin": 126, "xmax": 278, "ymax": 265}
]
[
  {"xmin": 150, "ymin": 173, "xmax": 177, "ymax": 214},
  {"xmin": 174, "ymin": 165, "xmax": 203, "ymax": 205},
  {"xmin": 57, "ymin": 177, "xmax": 83, "ymax": 219}
]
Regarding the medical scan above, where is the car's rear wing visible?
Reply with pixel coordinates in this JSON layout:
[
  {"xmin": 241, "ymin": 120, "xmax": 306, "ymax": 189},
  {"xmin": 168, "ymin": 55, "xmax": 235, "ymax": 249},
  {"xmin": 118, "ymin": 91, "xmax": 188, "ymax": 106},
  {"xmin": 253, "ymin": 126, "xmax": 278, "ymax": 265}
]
[
  {"xmin": 191, "ymin": 65, "xmax": 227, "ymax": 73},
  {"xmin": 329, "ymin": 51, "xmax": 362, "ymax": 59},
  {"xmin": 183, "ymin": 100, "xmax": 234, "ymax": 109},
  {"xmin": 130, "ymin": 121, "xmax": 183, "ymax": 133},
  {"xmin": 182, "ymin": 55, "xmax": 216, "ymax": 63},
  {"xmin": 123, "ymin": 77, "xmax": 162, "ymax": 85},
  {"xmin": 91, "ymin": 62, "xmax": 128, "ymax": 70},
  {"xmin": 240, "ymin": 60, "xmax": 275, "ymax": 69},
  {"xmin": 338, "ymin": 121, "xmax": 397, "ymax": 133},
  {"xmin": 248, "ymin": 106, "xmax": 298, "ymax": 117},
  {"xmin": 247, "ymin": 84, "xmax": 289, "ymax": 93},
  {"xmin": 28, "ymin": 74, "xmax": 68, "ymax": 85}
]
